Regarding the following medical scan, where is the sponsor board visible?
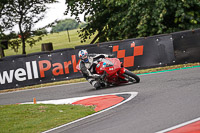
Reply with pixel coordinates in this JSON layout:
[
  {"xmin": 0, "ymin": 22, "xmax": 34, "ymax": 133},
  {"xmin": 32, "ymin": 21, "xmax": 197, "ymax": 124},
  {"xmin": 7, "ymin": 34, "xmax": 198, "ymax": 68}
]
[{"xmin": 0, "ymin": 35, "xmax": 174, "ymax": 90}]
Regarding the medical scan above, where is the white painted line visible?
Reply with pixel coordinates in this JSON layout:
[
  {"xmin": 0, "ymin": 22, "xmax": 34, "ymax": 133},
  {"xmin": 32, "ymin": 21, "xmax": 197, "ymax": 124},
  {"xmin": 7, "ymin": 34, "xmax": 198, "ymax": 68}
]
[
  {"xmin": 22, "ymin": 92, "xmax": 135, "ymax": 105},
  {"xmin": 42, "ymin": 92, "xmax": 138, "ymax": 133},
  {"xmin": 156, "ymin": 117, "xmax": 200, "ymax": 133}
]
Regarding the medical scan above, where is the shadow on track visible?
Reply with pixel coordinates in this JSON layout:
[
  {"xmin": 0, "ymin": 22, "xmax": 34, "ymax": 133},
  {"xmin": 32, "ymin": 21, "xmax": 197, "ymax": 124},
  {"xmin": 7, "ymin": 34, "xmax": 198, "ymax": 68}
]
[{"xmin": 82, "ymin": 82, "xmax": 139, "ymax": 93}]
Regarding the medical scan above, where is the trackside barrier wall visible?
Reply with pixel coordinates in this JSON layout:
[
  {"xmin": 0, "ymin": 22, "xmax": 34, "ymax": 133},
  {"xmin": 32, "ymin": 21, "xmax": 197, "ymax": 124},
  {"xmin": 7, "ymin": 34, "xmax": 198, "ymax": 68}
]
[
  {"xmin": 99, "ymin": 35, "xmax": 175, "ymax": 71},
  {"xmin": 171, "ymin": 29, "xmax": 200, "ymax": 64},
  {"xmin": 0, "ymin": 29, "xmax": 200, "ymax": 90},
  {"xmin": 0, "ymin": 46, "xmax": 112, "ymax": 90}
]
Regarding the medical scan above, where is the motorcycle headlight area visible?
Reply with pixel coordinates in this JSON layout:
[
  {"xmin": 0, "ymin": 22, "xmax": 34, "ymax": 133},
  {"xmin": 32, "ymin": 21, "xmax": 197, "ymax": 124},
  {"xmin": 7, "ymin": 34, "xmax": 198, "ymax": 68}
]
[{"xmin": 103, "ymin": 62, "xmax": 107, "ymax": 67}]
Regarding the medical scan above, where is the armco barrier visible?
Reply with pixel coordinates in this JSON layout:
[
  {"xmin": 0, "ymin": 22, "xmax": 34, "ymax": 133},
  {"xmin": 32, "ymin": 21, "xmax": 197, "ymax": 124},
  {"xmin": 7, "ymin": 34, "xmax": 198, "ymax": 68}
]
[{"xmin": 0, "ymin": 29, "xmax": 200, "ymax": 90}]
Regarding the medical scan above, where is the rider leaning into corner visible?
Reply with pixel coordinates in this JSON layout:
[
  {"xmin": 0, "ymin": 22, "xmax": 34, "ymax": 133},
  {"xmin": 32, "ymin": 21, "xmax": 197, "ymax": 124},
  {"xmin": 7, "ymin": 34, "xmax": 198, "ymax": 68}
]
[{"xmin": 78, "ymin": 49, "xmax": 114, "ymax": 89}]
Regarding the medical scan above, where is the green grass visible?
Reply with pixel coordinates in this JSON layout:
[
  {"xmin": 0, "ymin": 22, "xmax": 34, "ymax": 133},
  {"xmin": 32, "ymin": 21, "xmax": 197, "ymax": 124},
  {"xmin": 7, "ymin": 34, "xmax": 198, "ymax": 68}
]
[
  {"xmin": 0, "ymin": 104, "xmax": 95, "ymax": 133},
  {"xmin": 4, "ymin": 29, "xmax": 96, "ymax": 56},
  {"xmin": 133, "ymin": 62, "xmax": 200, "ymax": 74}
]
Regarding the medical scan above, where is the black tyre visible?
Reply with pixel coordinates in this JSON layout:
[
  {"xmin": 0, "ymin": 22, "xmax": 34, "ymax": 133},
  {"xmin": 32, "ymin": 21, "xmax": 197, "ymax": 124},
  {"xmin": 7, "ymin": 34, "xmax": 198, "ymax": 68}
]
[{"xmin": 122, "ymin": 70, "xmax": 140, "ymax": 83}]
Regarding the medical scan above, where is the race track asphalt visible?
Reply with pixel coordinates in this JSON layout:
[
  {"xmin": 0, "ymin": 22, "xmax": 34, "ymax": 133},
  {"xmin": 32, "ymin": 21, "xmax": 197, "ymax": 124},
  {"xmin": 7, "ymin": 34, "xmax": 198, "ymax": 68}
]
[{"xmin": 0, "ymin": 67, "xmax": 200, "ymax": 133}]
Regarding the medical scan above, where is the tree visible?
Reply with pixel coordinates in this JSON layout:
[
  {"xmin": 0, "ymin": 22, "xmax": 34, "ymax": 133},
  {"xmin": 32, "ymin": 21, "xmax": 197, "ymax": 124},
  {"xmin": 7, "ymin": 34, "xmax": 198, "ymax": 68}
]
[
  {"xmin": 51, "ymin": 19, "xmax": 79, "ymax": 32},
  {"xmin": 65, "ymin": 0, "xmax": 200, "ymax": 43},
  {"xmin": 0, "ymin": 0, "xmax": 57, "ymax": 54},
  {"xmin": 33, "ymin": 29, "xmax": 48, "ymax": 36},
  {"xmin": 0, "ymin": 0, "xmax": 14, "ymax": 40}
]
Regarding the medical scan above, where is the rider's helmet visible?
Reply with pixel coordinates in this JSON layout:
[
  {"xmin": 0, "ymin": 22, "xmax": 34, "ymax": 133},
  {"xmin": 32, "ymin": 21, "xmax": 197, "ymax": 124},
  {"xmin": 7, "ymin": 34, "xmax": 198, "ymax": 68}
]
[{"xmin": 78, "ymin": 50, "xmax": 89, "ymax": 63}]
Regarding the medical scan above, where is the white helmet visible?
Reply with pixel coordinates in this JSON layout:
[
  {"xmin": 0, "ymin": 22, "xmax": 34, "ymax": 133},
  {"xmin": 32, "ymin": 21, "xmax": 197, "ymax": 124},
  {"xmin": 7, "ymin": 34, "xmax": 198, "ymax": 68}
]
[{"xmin": 78, "ymin": 50, "xmax": 89, "ymax": 62}]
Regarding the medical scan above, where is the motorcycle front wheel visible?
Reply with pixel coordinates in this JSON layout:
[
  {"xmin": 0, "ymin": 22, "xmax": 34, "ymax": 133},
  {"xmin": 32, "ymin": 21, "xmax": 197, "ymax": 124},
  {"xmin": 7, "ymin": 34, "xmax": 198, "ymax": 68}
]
[{"xmin": 122, "ymin": 70, "xmax": 140, "ymax": 83}]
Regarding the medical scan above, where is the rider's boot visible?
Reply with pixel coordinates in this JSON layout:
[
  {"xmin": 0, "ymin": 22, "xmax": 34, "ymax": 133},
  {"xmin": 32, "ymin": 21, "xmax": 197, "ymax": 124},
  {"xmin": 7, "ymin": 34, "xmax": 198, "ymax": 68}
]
[
  {"xmin": 94, "ymin": 82, "xmax": 101, "ymax": 89},
  {"xmin": 94, "ymin": 81, "xmax": 107, "ymax": 89},
  {"xmin": 100, "ymin": 82, "xmax": 107, "ymax": 88}
]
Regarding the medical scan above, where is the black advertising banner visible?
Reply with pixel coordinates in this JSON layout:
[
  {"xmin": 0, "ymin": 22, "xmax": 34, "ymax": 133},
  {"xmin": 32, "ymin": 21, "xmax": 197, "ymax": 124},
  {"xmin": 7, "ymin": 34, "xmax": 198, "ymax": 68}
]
[
  {"xmin": 0, "ymin": 60, "xmax": 27, "ymax": 89},
  {"xmin": 86, "ymin": 45, "xmax": 113, "ymax": 54},
  {"xmin": 50, "ymin": 49, "xmax": 82, "ymax": 81},
  {"xmin": 145, "ymin": 35, "xmax": 175, "ymax": 66},
  {"xmin": 106, "ymin": 34, "xmax": 175, "ymax": 70},
  {"xmin": 75, "ymin": 44, "xmax": 97, "ymax": 49},
  {"xmin": 0, "ymin": 53, "xmax": 52, "ymax": 90},
  {"xmin": 0, "ymin": 46, "xmax": 112, "ymax": 90},
  {"xmin": 98, "ymin": 37, "xmax": 145, "ymax": 46},
  {"xmin": 172, "ymin": 29, "xmax": 200, "ymax": 64},
  {"xmin": 22, "ymin": 53, "xmax": 53, "ymax": 85},
  {"xmin": 0, "ymin": 50, "xmax": 80, "ymax": 90}
]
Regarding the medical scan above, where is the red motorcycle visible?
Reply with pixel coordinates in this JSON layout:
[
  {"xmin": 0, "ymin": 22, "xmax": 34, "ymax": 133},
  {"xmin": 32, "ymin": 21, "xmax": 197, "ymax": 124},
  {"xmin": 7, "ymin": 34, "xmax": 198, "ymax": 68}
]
[{"xmin": 77, "ymin": 58, "xmax": 140, "ymax": 88}]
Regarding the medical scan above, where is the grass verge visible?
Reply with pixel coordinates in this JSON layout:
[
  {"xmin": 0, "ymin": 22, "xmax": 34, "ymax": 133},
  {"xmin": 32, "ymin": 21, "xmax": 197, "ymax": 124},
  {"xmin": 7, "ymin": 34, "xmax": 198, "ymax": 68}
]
[
  {"xmin": 0, "ymin": 62, "xmax": 199, "ymax": 94},
  {"xmin": 4, "ymin": 29, "xmax": 96, "ymax": 56},
  {"xmin": 134, "ymin": 62, "xmax": 200, "ymax": 74},
  {"xmin": 0, "ymin": 104, "xmax": 95, "ymax": 133}
]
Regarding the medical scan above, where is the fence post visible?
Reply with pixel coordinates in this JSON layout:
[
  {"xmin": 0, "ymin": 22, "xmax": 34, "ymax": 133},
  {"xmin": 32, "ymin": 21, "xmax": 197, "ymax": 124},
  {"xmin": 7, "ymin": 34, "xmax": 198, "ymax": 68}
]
[{"xmin": 0, "ymin": 47, "xmax": 5, "ymax": 58}]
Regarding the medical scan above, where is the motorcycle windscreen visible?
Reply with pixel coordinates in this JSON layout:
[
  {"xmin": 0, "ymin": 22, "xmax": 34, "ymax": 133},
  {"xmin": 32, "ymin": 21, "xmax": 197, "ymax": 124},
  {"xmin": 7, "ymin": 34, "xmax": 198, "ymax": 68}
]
[
  {"xmin": 96, "ymin": 59, "xmax": 114, "ymax": 74},
  {"xmin": 101, "ymin": 59, "xmax": 114, "ymax": 67}
]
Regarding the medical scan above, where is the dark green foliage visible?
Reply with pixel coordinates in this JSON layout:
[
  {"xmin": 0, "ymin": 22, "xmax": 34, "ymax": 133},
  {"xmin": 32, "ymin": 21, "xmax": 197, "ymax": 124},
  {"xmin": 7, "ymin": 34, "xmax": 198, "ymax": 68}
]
[
  {"xmin": 79, "ymin": 22, "xmax": 87, "ymax": 28},
  {"xmin": 65, "ymin": 0, "xmax": 200, "ymax": 43},
  {"xmin": 33, "ymin": 29, "xmax": 48, "ymax": 36},
  {"xmin": 0, "ymin": 32, "xmax": 20, "ymax": 53},
  {"xmin": 51, "ymin": 19, "xmax": 79, "ymax": 32},
  {"xmin": 0, "ymin": 0, "xmax": 14, "ymax": 40}
]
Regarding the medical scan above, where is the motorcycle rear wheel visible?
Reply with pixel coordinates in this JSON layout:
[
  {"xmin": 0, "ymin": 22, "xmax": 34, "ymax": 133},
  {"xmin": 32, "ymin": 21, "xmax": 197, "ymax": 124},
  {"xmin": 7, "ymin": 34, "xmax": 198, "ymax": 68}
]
[{"xmin": 123, "ymin": 70, "xmax": 140, "ymax": 83}]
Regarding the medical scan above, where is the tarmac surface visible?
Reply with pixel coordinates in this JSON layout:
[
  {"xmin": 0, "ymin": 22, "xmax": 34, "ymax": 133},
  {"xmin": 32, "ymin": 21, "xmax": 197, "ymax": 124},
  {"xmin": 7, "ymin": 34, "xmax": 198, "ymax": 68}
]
[{"xmin": 0, "ymin": 67, "xmax": 200, "ymax": 133}]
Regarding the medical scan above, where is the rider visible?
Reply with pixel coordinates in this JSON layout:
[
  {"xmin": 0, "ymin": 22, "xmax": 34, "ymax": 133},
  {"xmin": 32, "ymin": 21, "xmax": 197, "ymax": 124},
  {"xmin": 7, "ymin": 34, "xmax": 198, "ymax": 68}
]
[{"xmin": 78, "ymin": 49, "xmax": 114, "ymax": 89}]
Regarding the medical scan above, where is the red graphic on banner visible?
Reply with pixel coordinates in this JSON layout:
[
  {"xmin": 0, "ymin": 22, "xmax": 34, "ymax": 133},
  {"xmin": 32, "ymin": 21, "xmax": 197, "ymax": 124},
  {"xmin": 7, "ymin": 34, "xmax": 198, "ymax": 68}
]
[{"xmin": 113, "ymin": 42, "xmax": 144, "ymax": 67}]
